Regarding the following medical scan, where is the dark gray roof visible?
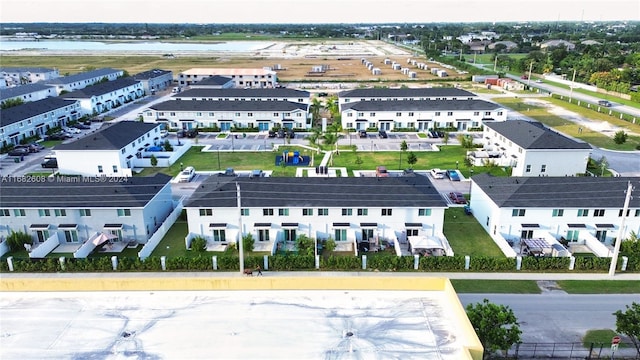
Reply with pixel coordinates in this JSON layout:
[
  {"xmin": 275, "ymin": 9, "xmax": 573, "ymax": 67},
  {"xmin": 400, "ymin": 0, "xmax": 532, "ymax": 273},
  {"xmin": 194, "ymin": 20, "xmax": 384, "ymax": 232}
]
[
  {"xmin": 46, "ymin": 68, "xmax": 122, "ymax": 85},
  {"xmin": 61, "ymin": 77, "xmax": 140, "ymax": 99},
  {"xmin": 55, "ymin": 121, "xmax": 160, "ymax": 150},
  {"xmin": 342, "ymin": 99, "xmax": 501, "ymax": 112},
  {"xmin": 339, "ymin": 88, "xmax": 477, "ymax": 98},
  {"xmin": 185, "ymin": 175, "xmax": 447, "ymax": 208},
  {"xmin": 174, "ymin": 88, "xmax": 310, "ymax": 99},
  {"xmin": 485, "ymin": 120, "xmax": 591, "ymax": 149},
  {"xmin": 133, "ymin": 69, "xmax": 172, "ymax": 80},
  {"xmin": 1, "ymin": 67, "xmax": 56, "ymax": 73},
  {"xmin": 192, "ymin": 75, "xmax": 233, "ymax": 86},
  {"xmin": 473, "ymin": 173, "xmax": 640, "ymax": 208},
  {"xmin": 0, "ymin": 173, "xmax": 171, "ymax": 208},
  {"xmin": 150, "ymin": 99, "xmax": 307, "ymax": 112},
  {"xmin": 0, "ymin": 97, "xmax": 78, "ymax": 127},
  {"xmin": 0, "ymin": 83, "xmax": 57, "ymax": 101}
]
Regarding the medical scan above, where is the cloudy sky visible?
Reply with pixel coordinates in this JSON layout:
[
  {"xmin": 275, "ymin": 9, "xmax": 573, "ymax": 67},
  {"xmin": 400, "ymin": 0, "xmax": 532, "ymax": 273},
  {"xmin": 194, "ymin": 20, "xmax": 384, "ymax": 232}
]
[{"xmin": 2, "ymin": 0, "xmax": 638, "ymax": 23}]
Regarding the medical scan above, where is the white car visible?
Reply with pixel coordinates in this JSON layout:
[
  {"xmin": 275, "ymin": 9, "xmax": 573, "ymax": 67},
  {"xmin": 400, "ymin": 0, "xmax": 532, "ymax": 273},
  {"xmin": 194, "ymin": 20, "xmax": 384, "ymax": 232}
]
[
  {"xmin": 64, "ymin": 127, "xmax": 81, "ymax": 134},
  {"xmin": 177, "ymin": 166, "xmax": 195, "ymax": 183},
  {"xmin": 430, "ymin": 168, "xmax": 446, "ymax": 179}
]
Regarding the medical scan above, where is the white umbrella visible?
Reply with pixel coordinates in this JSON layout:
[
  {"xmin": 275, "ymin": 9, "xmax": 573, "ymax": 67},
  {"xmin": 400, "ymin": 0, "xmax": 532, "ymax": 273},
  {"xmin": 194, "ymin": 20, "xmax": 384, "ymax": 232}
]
[{"xmin": 92, "ymin": 232, "xmax": 118, "ymax": 246}]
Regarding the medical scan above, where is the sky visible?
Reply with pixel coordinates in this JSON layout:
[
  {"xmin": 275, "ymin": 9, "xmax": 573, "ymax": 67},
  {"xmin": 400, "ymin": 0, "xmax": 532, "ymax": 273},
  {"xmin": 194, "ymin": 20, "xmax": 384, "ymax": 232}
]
[{"xmin": 1, "ymin": 0, "xmax": 639, "ymax": 23}]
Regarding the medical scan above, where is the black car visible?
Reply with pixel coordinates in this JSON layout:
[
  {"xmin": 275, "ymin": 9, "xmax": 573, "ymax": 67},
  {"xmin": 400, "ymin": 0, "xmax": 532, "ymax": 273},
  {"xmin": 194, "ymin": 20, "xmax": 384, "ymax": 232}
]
[
  {"xmin": 74, "ymin": 123, "xmax": 91, "ymax": 130},
  {"xmin": 41, "ymin": 158, "xmax": 58, "ymax": 168},
  {"xmin": 358, "ymin": 130, "xmax": 367, "ymax": 138},
  {"xmin": 268, "ymin": 130, "xmax": 277, "ymax": 138},
  {"xmin": 378, "ymin": 130, "xmax": 388, "ymax": 138},
  {"xmin": 8, "ymin": 147, "xmax": 30, "ymax": 156}
]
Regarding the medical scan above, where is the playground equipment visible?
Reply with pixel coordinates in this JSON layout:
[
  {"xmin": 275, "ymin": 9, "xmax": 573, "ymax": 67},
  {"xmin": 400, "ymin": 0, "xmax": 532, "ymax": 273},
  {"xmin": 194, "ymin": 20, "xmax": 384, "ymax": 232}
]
[{"xmin": 282, "ymin": 150, "xmax": 304, "ymax": 165}]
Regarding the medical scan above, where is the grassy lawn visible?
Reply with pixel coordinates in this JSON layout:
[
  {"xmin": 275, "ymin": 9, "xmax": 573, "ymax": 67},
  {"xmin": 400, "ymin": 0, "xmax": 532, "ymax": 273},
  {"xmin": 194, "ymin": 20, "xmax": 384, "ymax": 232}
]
[
  {"xmin": 444, "ymin": 207, "xmax": 503, "ymax": 257},
  {"xmin": 582, "ymin": 329, "xmax": 627, "ymax": 347},
  {"xmin": 150, "ymin": 220, "xmax": 191, "ymax": 258},
  {"xmin": 39, "ymin": 140, "xmax": 64, "ymax": 148},
  {"xmin": 557, "ymin": 280, "xmax": 640, "ymax": 294},
  {"xmin": 451, "ymin": 280, "xmax": 541, "ymax": 294},
  {"xmin": 493, "ymin": 97, "xmax": 640, "ymax": 151}
]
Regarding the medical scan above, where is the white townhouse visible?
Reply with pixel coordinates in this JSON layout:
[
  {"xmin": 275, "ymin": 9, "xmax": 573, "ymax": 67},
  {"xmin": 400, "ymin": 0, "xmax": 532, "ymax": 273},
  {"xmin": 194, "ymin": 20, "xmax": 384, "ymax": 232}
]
[
  {"xmin": 0, "ymin": 173, "xmax": 174, "ymax": 249},
  {"xmin": 143, "ymin": 99, "xmax": 309, "ymax": 132},
  {"xmin": 469, "ymin": 120, "xmax": 592, "ymax": 177},
  {"xmin": 341, "ymin": 99, "xmax": 506, "ymax": 132},
  {"xmin": 54, "ymin": 121, "xmax": 162, "ymax": 177},
  {"xmin": 0, "ymin": 67, "xmax": 60, "ymax": 87},
  {"xmin": 178, "ymin": 68, "xmax": 278, "ymax": 88},
  {"xmin": 133, "ymin": 69, "xmax": 174, "ymax": 95},
  {"xmin": 61, "ymin": 77, "xmax": 144, "ymax": 116},
  {"xmin": 45, "ymin": 68, "xmax": 124, "ymax": 95},
  {"xmin": 173, "ymin": 88, "xmax": 311, "ymax": 106},
  {"xmin": 189, "ymin": 75, "xmax": 234, "ymax": 89},
  {"xmin": 0, "ymin": 83, "xmax": 58, "ymax": 104},
  {"xmin": 338, "ymin": 88, "xmax": 477, "ymax": 110},
  {"xmin": 470, "ymin": 174, "xmax": 640, "ymax": 255},
  {"xmin": 184, "ymin": 175, "xmax": 449, "ymax": 254},
  {"xmin": 0, "ymin": 97, "xmax": 80, "ymax": 148}
]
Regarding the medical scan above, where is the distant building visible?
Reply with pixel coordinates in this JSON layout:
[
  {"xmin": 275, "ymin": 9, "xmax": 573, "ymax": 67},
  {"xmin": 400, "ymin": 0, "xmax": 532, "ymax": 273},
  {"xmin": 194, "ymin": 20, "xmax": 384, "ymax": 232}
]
[
  {"xmin": 178, "ymin": 68, "xmax": 278, "ymax": 88},
  {"xmin": 45, "ymin": 68, "xmax": 124, "ymax": 95},
  {"xmin": 0, "ymin": 67, "xmax": 59, "ymax": 87},
  {"xmin": 581, "ymin": 40, "xmax": 602, "ymax": 46},
  {"xmin": 172, "ymin": 88, "xmax": 310, "ymax": 106},
  {"xmin": 60, "ymin": 77, "xmax": 144, "ymax": 116},
  {"xmin": 133, "ymin": 69, "xmax": 173, "ymax": 95},
  {"xmin": 540, "ymin": 40, "xmax": 575, "ymax": 51},
  {"xmin": 488, "ymin": 41, "xmax": 518, "ymax": 51},
  {"xmin": 0, "ymin": 83, "xmax": 57, "ymax": 104},
  {"xmin": 189, "ymin": 75, "xmax": 234, "ymax": 89}
]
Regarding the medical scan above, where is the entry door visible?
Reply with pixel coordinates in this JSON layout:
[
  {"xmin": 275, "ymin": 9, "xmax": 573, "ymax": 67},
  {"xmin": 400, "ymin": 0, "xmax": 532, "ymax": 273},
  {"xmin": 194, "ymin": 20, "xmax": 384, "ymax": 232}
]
[
  {"xmin": 258, "ymin": 229, "xmax": 270, "ymax": 242},
  {"xmin": 258, "ymin": 122, "xmax": 270, "ymax": 131},
  {"xmin": 595, "ymin": 230, "xmax": 607, "ymax": 242},
  {"xmin": 362, "ymin": 229, "xmax": 374, "ymax": 241},
  {"xmin": 521, "ymin": 230, "xmax": 533, "ymax": 239},
  {"xmin": 35, "ymin": 230, "xmax": 49, "ymax": 242},
  {"xmin": 284, "ymin": 229, "xmax": 296, "ymax": 242},
  {"xmin": 220, "ymin": 122, "xmax": 232, "ymax": 131}
]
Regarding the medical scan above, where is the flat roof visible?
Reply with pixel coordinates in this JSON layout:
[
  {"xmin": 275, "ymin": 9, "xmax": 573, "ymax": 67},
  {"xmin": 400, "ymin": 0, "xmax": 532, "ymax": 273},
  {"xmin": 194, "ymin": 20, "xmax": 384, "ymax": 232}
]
[{"xmin": 181, "ymin": 68, "xmax": 276, "ymax": 76}]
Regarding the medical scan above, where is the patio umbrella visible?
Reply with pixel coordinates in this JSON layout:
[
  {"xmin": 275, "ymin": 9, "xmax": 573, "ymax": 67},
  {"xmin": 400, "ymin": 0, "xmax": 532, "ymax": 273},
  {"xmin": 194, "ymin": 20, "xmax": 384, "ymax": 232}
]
[{"xmin": 92, "ymin": 232, "xmax": 117, "ymax": 246}]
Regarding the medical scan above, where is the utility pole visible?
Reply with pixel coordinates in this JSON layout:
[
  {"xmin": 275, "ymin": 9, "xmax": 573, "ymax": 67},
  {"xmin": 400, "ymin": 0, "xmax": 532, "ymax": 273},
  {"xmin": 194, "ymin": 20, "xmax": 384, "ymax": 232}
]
[
  {"xmin": 236, "ymin": 182, "xmax": 245, "ymax": 274},
  {"xmin": 494, "ymin": 55, "xmax": 498, "ymax": 72},
  {"xmin": 569, "ymin": 68, "xmax": 577, "ymax": 102},
  {"xmin": 608, "ymin": 181, "xmax": 633, "ymax": 276},
  {"xmin": 527, "ymin": 61, "xmax": 533, "ymax": 87}
]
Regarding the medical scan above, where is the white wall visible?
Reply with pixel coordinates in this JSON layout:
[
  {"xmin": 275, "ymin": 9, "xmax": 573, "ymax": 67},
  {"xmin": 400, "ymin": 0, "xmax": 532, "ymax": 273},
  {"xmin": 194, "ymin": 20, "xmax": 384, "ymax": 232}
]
[{"xmin": 57, "ymin": 151, "xmax": 124, "ymax": 177}]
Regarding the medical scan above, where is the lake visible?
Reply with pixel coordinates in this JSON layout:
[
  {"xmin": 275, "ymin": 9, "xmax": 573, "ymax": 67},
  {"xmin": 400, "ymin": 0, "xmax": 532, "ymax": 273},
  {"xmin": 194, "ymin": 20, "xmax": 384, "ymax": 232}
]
[{"xmin": 0, "ymin": 39, "xmax": 274, "ymax": 52}]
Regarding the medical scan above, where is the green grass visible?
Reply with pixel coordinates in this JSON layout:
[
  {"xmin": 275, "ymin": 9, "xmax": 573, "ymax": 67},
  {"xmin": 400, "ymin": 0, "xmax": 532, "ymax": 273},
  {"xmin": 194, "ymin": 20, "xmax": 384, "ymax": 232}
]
[
  {"xmin": 451, "ymin": 280, "xmax": 541, "ymax": 294},
  {"xmin": 149, "ymin": 220, "xmax": 192, "ymax": 258},
  {"xmin": 557, "ymin": 280, "xmax": 640, "ymax": 294},
  {"xmin": 39, "ymin": 140, "xmax": 63, "ymax": 148},
  {"xmin": 493, "ymin": 97, "xmax": 640, "ymax": 151},
  {"xmin": 444, "ymin": 207, "xmax": 504, "ymax": 257},
  {"xmin": 582, "ymin": 329, "xmax": 626, "ymax": 347}
]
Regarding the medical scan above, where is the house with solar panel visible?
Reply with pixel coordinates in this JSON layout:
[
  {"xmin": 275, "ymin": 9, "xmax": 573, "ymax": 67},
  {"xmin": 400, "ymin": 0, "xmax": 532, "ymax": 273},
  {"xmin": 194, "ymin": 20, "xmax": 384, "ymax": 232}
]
[{"xmin": 183, "ymin": 174, "xmax": 450, "ymax": 256}]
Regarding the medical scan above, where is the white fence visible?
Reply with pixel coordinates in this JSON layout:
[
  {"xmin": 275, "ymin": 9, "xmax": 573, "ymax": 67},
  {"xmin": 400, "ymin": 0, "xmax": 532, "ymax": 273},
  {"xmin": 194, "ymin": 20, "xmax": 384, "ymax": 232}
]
[
  {"xmin": 0, "ymin": 238, "xmax": 10, "ymax": 258},
  {"xmin": 29, "ymin": 234, "xmax": 60, "ymax": 258},
  {"xmin": 73, "ymin": 233, "xmax": 100, "ymax": 259},
  {"xmin": 493, "ymin": 233, "xmax": 519, "ymax": 258},
  {"xmin": 583, "ymin": 234, "xmax": 612, "ymax": 257},
  {"xmin": 138, "ymin": 199, "xmax": 185, "ymax": 259},
  {"xmin": 133, "ymin": 141, "xmax": 191, "ymax": 168}
]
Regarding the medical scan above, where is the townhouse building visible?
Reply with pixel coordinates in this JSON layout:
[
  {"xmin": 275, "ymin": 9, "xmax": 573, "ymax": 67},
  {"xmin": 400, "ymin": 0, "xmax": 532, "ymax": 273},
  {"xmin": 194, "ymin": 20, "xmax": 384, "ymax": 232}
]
[
  {"xmin": 189, "ymin": 75, "xmax": 234, "ymax": 89},
  {"xmin": 184, "ymin": 174, "xmax": 448, "ymax": 254},
  {"xmin": 45, "ymin": 68, "xmax": 124, "ymax": 95},
  {"xmin": 340, "ymin": 99, "xmax": 506, "ymax": 132},
  {"xmin": 0, "ymin": 97, "xmax": 80, "ymax": 148},
  {"xmin": 177, "ymin": 68, "xmax": 278, "ymax": 88},
  {"xmin": 142, "ymin": 99, "xmax": 309, "ymax": 131},
  {"xmin": 0, "ymin": 67, "xmax": 60, "ymax": 87},
  {"xmin": 172, "ymin": 88, "xmax": 310, "ymax": 106},
  {"xmin": 470, "ymin": 174, "xmax": 640, "ymax": 253},
  {"xmin": 61, "ymin": 77, "xmax": 144, "ymax": 116},
  {"xmin": 133, "ymin": 69, "xmax": 173, "ymax": 95},
  {"xmin": 0, "ymin": 83, "xmax": 58, "ymax": 104},
  {"xmin": 0, "ymin": 173, "xmax": 174, "ymax": 248},
  {"xmin": 338, "ymin": 88, "xmax": 477, "ymax": 109},
  {"xmin": 469, "ymin": 120, "xmax": 592, "ymax": 177},
  {"xmin": 54, "ymin": 121, "xmax": 162, "ymax": 177}
]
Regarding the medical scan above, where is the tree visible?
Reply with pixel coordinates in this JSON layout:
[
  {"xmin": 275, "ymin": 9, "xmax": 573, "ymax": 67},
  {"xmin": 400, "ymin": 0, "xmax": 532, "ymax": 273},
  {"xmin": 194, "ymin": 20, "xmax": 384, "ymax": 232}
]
[
  {"xmin": 295, "ymin": 234, "xmax": 315, "ymax": 256},
  {"xmin": 613, "ymin": 131, "xmax": 628, "ymax": 145},
  {"xmin": 325, "ymin": 96, "xmax": 339, "ymax": 119},
  {"xmin": 163, "ymin": 139, "xmax": 173, "ymax": 152},
  {"xmin": 190, "ymin": 236, "xmax": 207, "ymax": 252},
  {"xmin": 466, "ymin": 299, "xmax": 522, "ymax": 359},
  {"xmin": 309, "ymin": 98, "xmax": 322, "ymax": 126},
  {"xmin": 458, "ymin": 134, "xmax": 475, "ymax": 149},
  {"xmin": 6, "ymin": 231, "xmax": 33, "ymax": 252},
  {"xmin": 406, "ymin": 152, "xmax": 417, "ymax": 169},
  {"xmin": 242, "ymin": 234, "xmax": 255, "ymax": 253},
  {"xmin": 443, "ymin": 132, "xmax": 450, "ymax": 145},
  {"xmin": 613, "ymin": 302, "xmax": 640, "ymax": 354},
  {"xmin": 1, "ymin": 98, "xmax": 24, "ymax": 109},
  {"xmin": 150, "ymin": 154, "xmax": 158, "ymax": 167},
  {"xmin": 399, "ymin": 140, "xmax": 408, "ymax": 170}
]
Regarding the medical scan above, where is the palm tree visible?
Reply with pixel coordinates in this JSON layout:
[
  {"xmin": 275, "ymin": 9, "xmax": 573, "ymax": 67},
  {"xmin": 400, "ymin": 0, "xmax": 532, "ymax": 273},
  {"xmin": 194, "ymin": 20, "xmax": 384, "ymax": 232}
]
[
  {"xmin": 309, "ymin": 98, "xmax": 322, "ymax": 127},
  {"xmin": 325, "ymin": 96, "xmax": 339, "ymax": 119},
  {"xmin": 307, "ymin": 127, "xmax": 321, "ymax": 149}
]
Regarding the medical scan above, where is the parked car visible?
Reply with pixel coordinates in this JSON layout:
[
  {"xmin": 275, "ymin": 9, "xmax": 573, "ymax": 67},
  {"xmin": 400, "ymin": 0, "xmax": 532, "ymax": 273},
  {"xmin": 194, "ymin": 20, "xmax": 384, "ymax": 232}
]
[
  {"xmin": 46, "ymin": 133, "xmax": 71, "ymax": 141},
  {"xmin": 64, "ymin": 127, "xmax": 81, "ymax": 134},
  {"xmin": 446, "ymin": 169, "xmax": 460, "ymax": 181},
  {"xmin": 376, "ymin": 166, "xmax": 389, "ymax": 177},
  {"xmin": 160, "ymin": 130, "xmax": 169, "ymax": 138},
  {"xmin": 15, "ymin": 144, "xmax": 42, "ymax": 153},
  {"xmin": 318, "ymin": 92, "xmax": 328, "ymax": 97},
  {"xmin": 83, "ymin": 120, "xmax": 93, "ymax": 126},
  {"xmin": 598, "ymin": 100, "xmax": 612, "ymax": 107},
  {"xmin": 224, "ymin": 168, "xmax": 236, "ymax": 176},
  {"xmin": 449, "ymin": 192, "xmax": 467, "ymax": 204},
  {"xmin": 8, "ymin": 147, "xmax": 30, "ymax": 156},
  {"xmin": 177, "ymin": 166, "xmax": 195, "ymax": 183},
  {"xmin": 268, "ymin": 130, "xmax": 277, "ymax": 138},
  {"xmin": 430, "ymin": 168, "xmax": 446, "ymax": 179},
  {"xmin": 73, "ymin": 123, "xmax": 91, "ymax": 130},
  {"xmin": 250, "ymin": 169, "xmax": 264, "ymax": 178},
  {"xmin": 41, "ymin": 158, "xmax": 58, "ymax": 168},
  {"xmin": 358, "ymin": 130, "xmax": 367, "ymax": 138},
  {"xmin": 378, "ymin": 130, "xmax": 388, "ymax": 138},
  {"xmin": 27, "ymin": 143, "xmax": 45, "ymax": 152}
]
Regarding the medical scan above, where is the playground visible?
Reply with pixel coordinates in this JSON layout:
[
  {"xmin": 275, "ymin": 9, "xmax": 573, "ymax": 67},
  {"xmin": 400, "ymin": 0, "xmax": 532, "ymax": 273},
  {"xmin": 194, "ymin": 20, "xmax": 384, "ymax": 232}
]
[{"xmin": 275, "ymin": 150, "xmax": 311, "ymax": 166}]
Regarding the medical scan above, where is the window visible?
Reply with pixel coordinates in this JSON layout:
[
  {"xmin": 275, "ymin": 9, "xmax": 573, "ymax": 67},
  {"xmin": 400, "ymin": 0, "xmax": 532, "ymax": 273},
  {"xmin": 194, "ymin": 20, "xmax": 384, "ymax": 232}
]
[
  {"xmin": 485, "ymin": 111, "xmax": 491, "ymax": 116},
  {"xmin": 447, "ymin": 111, "xmax": 453, "ymax": 116},
  {"xmin": 38, "ymin": 209, "xmax": 51, "ymax": 217},
  {"xmin": 382, "ymin": 208, "xmax": 392, "ymax": 216},
  {"xmin": 594, "ymin": 209, "xmax": 605, "ymax": 217},
  {"xmin": 577, "ymin": 209, "xmax": 589, "ymax": 217},
  {"xmin": 552, "ymin": 209, "xmax": 564, "ymax": 217},
  {"xmin": 54, "ymin": 209, "xmax": 66, "ymax": 217},
  {"xmin": 525, "ymin": 165, "xmax": 531, "ymax": 173},
  {"xmin": 357, "ymin": 208, "xmax": 368, "ymax": 216},
  {"xmin": 14, "ymin": 209, "xmax": 26, "ymax": 217},
  {"xmin": 263, "ymin": 208, "xmax": 274, "ymax": 216},
  {"xmin": 79, "ymin": 209, "xmax": 91, "ymax": 216},
  {"xmin": 342, "ymin": 208, "xmax": 352, "ymax": 216},
  {"xmin": 241, "ymin": 208, "xmax": 250, "ymax": 216},
  {"xmin": 635, "ymin": 209, "xmax": 640, "ymax": 217},
  {"xmin": 199, "ymin": 209, "xmax": 212, "ymax": 216},
  {"xmin": 98, "ymin": 165, "xmax": 103, "ymax": 173},
  {"xmin": 117, "ymin": 209, "xmax": 132, "ymax": 217},
  {"xmin": 566, "ymin": 230, "xmax": 579, "ymax": 241},
  {"xmin": 334, "ymin": 228, "xmax": 347, "ymax": 241},
  {"xmin": 369, "ymin": 112, "xmax": 375, "ymax": 117},
  {"xmin": 541, "ymin": 165, "xmax": 546, "ymax": 173},
  {"xmin": 303, "ymin": 208, "xmax": 313, "ymax": 216},
  {"xmin": 212, "ymin": 229, "xmax": 226, "ymax": 242},
  {"xmin": 284, "ymin": 229, "xmax": 296, "ymax": 242},
  {"xmin": 396, "ymin": 112, "xmax": 402, "ymax": 116},
  {"xmin": 0, "ymin": 209, "xmax": 9, "ymax": 217},
  {"xmin": 473, "ymin": 111, "xmax": 480, "ymax": 116},
  {"xmin": 511, "ymin": 209, "xmax": 525, "ymax": 217},
  {"xmin": 258, "ymin": 229, "xmax": 270, "ymax": 241},
  {"xmin": 435, "ymin": 111, "xmax": 441, "ymax": 116},
  {"xmin": 408, "ymin": 112, "xmax": 414, "ymax": 117},
  {"xmin": 278, "ymin": 208, "xmax": 289, "ymax": 216},
  {"xmin": 619, "ymin": 209, "xmax": 630, "ymax": 217},
  {"xmin": 63, "ymin": 229, "xmax": 79, "ymax": 243},
  {"xmin": 357, "ymin": 112, "xmax": 363, "ymax": 117},
  {"xmin": 418, "ymin": 209, "xmax": 432, "ymax": 216},
  {"xmin": 113, "ymin": 165, "xmax": 118, "ymax": 173},
  {"xmin": 318, "ymin": 208, "xmax": 328, "ymax": 216}
]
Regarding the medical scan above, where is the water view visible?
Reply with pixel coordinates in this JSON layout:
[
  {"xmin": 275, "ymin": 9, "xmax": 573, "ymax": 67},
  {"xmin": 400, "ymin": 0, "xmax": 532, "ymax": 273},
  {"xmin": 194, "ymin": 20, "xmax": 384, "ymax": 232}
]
[{"xmin": 0, "ymin": 39, "xmax": 273, "ymax": 52}]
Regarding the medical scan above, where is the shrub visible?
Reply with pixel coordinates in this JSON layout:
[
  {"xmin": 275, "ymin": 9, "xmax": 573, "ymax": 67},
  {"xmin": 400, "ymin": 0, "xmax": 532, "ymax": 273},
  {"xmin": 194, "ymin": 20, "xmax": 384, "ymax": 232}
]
[
  {"xmin": 190, "ymin": 236, "xmax": 207, "ymax": 252},
  {"xmin": 6, "ymin": 231, "xmax": 33, "ymax": 252}
]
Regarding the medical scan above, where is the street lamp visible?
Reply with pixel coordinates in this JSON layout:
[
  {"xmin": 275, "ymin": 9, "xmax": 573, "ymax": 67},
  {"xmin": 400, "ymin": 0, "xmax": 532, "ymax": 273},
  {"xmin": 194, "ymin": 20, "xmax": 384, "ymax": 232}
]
[
  {"xmin": 216, "ymin": 146, "xmax": 221, "ymax": 170},
  {"xmin": 371, "ymin": 140, "xmax": 373, "ymax": 152}
]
